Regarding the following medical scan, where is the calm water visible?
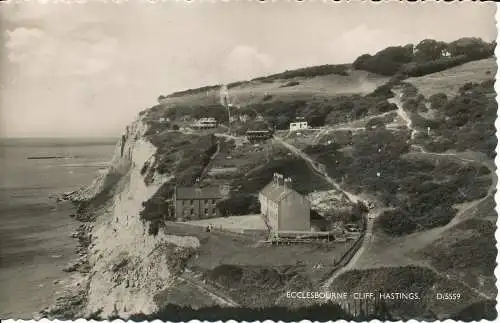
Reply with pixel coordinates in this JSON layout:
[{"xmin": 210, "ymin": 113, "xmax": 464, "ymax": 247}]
[{"xmin": 0, "ymin": 138, "xmax": 117, "ymax": 319}]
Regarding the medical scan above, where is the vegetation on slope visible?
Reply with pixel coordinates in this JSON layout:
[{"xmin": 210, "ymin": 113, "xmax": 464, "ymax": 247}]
[
  {"xmin": 218, "ymin": 152, "xmax": 331, "ymax": 216},
  {"xmin": 246, "ymin": 91, "xmax": 396, "ymax": 130},
  {"xmin": 140, "ymin": 132, "xmax": 218, "ymax": 234},
  {"xmin": 353, "ymin": 37, "xmax": 495, "ymax": 77},
  {"xmin": 302, "ymin": 127, "xmax": 492, "ymax": 236},
  {"xmin": 420, "ymin": 218, "xmax": 497, "ymax": 293},
  {"xmin": 407, "ymin": 80, "xmax": 497, "ymax": 158}
]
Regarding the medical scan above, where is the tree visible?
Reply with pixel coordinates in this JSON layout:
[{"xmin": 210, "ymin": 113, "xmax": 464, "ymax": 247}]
[
  {"xmin": 447, "ymin": 37, "xmax": 492, "ymax": 59},
  {"xmin": 352, "ymin": 46, "xmax": 414, "ymax": 76},
  {"xmin": 414, "ymin": 39, "xmax": 448, "ymax": 62}
]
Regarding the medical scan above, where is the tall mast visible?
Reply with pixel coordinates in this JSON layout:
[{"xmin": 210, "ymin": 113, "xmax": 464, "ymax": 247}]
[{"xmin": 220, "ymin": 84, "xmax": 231, "ymax": 135}]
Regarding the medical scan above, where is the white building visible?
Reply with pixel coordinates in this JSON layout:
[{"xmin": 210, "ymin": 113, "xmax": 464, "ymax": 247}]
[
  {"xmin": 259, "ymin": 173, "xmax": 311, "ymax": 232},
  {"xmin": 192, "ymin": 117, "xmax": 218, "ymax": 129},
  {"xmin": 289, "ymin": 121, "xmax": 308, "ymax": 131}
]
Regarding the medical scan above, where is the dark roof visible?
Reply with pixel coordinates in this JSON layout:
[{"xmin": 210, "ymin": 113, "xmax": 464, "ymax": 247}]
[
  {"xmin": 175, "ymin": 186, "xmax": 222, "ymax": 200},
  {"xmin": 259, "ymin": 182, "xmax": 306, "ymax": 204}
]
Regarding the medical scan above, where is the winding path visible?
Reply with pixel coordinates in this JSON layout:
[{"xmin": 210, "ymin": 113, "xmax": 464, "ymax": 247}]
[
  {"xmin": 272, "ymin": 136, "xmax": 385, "ymax": 290},
  {"xmin": 274, "ymin": 87, "xmax": 496, "ymax": 296}
]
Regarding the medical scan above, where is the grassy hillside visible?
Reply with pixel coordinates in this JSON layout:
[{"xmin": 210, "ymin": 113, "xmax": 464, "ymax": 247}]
[
  {"xmin": 407, "ymin": 58, "xmax": 496, "ymax": 97},
  {"xmin": 419, "ymin": 218, "xmax": 497, "ymax": 297}
]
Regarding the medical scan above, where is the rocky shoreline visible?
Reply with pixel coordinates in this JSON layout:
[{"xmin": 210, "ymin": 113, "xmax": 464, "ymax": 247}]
[{"xmin": 38, "ymin": 195, "xmax": 96, "ymax": 320}]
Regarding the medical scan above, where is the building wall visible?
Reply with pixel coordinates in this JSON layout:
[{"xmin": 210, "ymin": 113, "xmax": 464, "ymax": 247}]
[
  {"xmin": 278, "ymin": 192, "xmax": 311, "ymax": 231},
  {"xmin": 175, "ymin": 198, "xmax": 220, "ymax": 221},
  {"xmin": 259, "ymin": 193, "xmax": 279, "ymax": 231}
]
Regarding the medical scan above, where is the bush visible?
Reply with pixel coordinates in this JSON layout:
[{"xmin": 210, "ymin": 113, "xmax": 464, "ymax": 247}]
[
  {"xmin": 216, "ymin": 194, "xmax": 260, "ymax": 216},
  {"xmin": 353, "ymin": 46, "xmax": 414, "ymax": 76},
  {"xmin": 353, "ymin": 37, "xmax": 493, "ymax": 78},
  {"xmin": 447, "ymin": 37, "xmax": 494, "ymax": 59},
  {"xmin": 402, "ymin": 55, "xmax": 471, "ymax": 77}
]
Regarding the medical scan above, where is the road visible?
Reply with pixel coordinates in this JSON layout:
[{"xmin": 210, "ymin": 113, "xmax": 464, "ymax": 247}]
[
  {"xmin": 273, "ymin": 136, "xmax": 384, "ymax": 291},
  {"xmin": 388, "ymin": 89, "xmax": 477, "ymax": 163},
  {"xmin": 273, "ymin": 136, "xmax": 362, "ymax": 205},
  {"xmin": 388, "ymin": 89, "xmax": 417, "ymax": 140},
  {"xmin": 274, "ymin": 87, "xmax": 496, "ymax": 294}
]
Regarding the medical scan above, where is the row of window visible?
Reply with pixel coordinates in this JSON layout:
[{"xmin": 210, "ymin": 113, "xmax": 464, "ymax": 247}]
[
  {"xmin": 184, "ymin": 208, "xmax": 217, "ymax": 216},
  {"xmin": 181, "ymin": 199, "xmax": 217, "ymax": 205}
]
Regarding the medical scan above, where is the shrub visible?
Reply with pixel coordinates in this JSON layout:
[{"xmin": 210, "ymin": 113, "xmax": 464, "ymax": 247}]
[
  {"xmin": 216, "ymin": 194, "xmax": 261, "ymax": 216},
  {"xmin": 352, "ymin": 46, "xmax": 414, "ymax": 76},
  {"xmin": 403, "ymin": 55, "xmax": 471, "ymax": 77}
]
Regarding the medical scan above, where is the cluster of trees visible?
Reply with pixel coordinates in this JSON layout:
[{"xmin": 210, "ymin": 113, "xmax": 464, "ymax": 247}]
[
  {"xmin": 353, "ymin": 45, "xmax": 414, "ymax": 76},
  {"xmin": 353, "ymin": 37, "xmax": 495, "ymax": 77}
]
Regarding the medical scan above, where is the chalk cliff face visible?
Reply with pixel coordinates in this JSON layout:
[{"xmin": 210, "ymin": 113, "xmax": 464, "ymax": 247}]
[{"xmin": 71, "ymin": 117, "xmax": 199, "ymax": 319}]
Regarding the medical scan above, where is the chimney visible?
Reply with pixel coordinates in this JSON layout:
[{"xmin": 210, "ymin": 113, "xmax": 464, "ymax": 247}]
[
  {"xmin": 276, "ymin": 173, "xmax": 284, "ymax": 186},
  {"xmin": 284, "ymin": 177, "xmax": 292, "ymax": 193}
]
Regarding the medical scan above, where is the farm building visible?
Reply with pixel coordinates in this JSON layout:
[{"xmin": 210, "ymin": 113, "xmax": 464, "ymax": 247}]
[
  {"xmin": 259, "ymin": 173, "xmax": 311, "ymax": 232},
  {"xmin": 192, "ymin": 117, "xmax": 218, "ymax": 129},
  {"xmin": 174, "ymin": 186, "xmax": 223, "ymax": 220}
]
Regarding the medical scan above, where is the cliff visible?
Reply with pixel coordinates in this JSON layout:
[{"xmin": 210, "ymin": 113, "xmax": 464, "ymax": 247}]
[{"xmin": 51, "ymin": 117, "xmax": 201, "ymax": 319}]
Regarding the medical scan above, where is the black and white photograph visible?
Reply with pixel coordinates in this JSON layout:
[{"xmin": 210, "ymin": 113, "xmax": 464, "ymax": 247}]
[{"xmin": 0, "ymin": 1, "xmax": 498, "ymax": 321}]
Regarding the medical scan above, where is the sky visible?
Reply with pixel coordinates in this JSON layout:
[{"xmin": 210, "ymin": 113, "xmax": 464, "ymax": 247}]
[{"xmin": 0, "ymin": 1, "xmax": 497, "ymax": 138}]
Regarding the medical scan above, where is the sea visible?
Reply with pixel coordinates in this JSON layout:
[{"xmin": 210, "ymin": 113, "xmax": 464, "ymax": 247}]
[{"xmin": 0, "ymin": 137, "xmax": 117, "ymax": 319}]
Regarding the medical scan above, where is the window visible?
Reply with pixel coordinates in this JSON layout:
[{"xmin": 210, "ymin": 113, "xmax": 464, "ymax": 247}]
[{"xmin": 204, "ymin": 208, "xmax": 208, "ymax": 215}]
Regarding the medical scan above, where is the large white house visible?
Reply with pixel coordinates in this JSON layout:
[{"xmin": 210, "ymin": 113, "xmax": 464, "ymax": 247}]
[{"xmin": 259, "ymin": 173, "xmax": 311, "ymax": 232}]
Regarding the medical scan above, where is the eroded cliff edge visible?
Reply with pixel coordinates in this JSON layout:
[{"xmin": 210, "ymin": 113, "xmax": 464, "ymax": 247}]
[{"xmin": 44, "ymin": 117, "xmax": 202, "ymax": 319}]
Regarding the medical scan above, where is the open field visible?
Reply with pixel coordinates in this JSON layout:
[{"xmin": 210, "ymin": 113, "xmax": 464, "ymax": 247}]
[
  {"xmin": 406, "ymin": 58, "xmax": 496, "ymax": 97},
  {"xmin": 161, "ymin": 220, "xmax": 357, "ymax": 303}
]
